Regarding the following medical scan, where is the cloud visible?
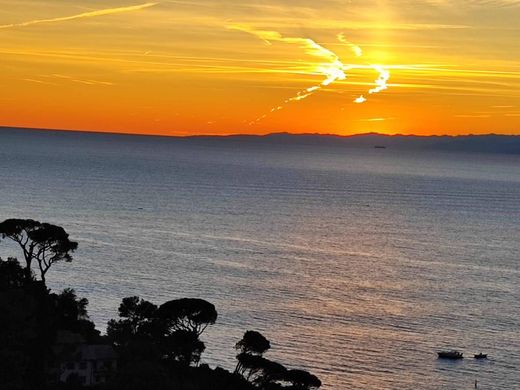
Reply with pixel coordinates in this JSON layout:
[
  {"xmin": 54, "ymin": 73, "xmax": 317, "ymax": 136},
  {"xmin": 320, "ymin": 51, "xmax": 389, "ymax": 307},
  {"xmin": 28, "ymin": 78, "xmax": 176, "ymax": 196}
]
[
  {"xmin": 228, "ymin": 24, "xmax": 393, "ymax": 121},
  {"xmin": 228, "ymin": 24, "xmax": 345, "ymax": 87},
  {"xmin": 455, "ymin": 114, "xmax": 490, "ymax": 118},
  {"xmin": 368, "ymin": 65, "xmax": 390, "ymax": 94},
  {"xmin": 46, "ymin": 74, "xmax": 114, "ymax": 86},
  {"xmin": 229, "ymin": 24, "xmax": 348, "ymax": 123},
  {"xmin": 353, "ymin": 65, "xmax": 390, "ymax": 104},
  {"xmin": 0, "ymin": 2, "xmax": 158, "ymax": 30},
  {"xmin": 23, "ymin": 78, "xmax": 57, "ymax": 85},
  {"xmin": 358, "ymin": 117, "xmax": 394, "ymax": 121},
  {"xmin": 337, "ymin": 33, "xmax": 363, "ymax": 57}
]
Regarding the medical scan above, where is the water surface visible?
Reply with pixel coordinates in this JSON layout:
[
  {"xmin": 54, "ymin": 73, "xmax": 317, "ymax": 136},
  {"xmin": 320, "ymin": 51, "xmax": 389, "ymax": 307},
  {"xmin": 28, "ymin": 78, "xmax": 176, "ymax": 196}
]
[{"xmin": 1, "ymin": 128, "xmax": 519, "ymax": 389}]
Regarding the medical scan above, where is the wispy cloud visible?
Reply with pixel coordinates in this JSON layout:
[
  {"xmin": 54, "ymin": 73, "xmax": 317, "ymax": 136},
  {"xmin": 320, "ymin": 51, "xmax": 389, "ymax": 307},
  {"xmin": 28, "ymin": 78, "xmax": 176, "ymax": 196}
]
[
  {"xmin": 358, "ymin": 117, "xmax": 394, "ymax": 121},
  {"xmin": 455, "ymin": 114, "xmax": 490, "ymax": 118},
  {"xmin": 229, "ymin": 24, "xmax": 348, "ymax": 123},
  {"xmin": 45, "ymin": 74, "xmax": 114, "ymax": 86},
  {"xmin": 22, "ymin": 74, "xmax": 113, "ymax": 86},
  {"xmin": 337, "ymin": 32, "xmax": 363, "ymax": 57},
  {"xmin": 368, "ymin": 65, "xmax": 390, "ymax": 94},
  {"xmin": 0, "ymin": 2, "xmax": 158, "ymax": 30},
  {"xmin": 353, "ymin": 65, "xmax": 391, "ymax": 103},
  {"xmin": 228, "ymin": 25, "xmax": 395, "ymax": 120},
  {"xmin": 23, "ymin": 78, "xmax": 57, "ymax": 85}
]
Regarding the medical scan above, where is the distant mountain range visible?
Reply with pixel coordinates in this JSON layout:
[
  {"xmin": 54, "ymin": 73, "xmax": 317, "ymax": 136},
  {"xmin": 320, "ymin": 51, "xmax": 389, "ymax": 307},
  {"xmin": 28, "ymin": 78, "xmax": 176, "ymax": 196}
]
[
  {"xmin": 1, "ymin": 127, "xmax": 520, "ymax": 154},
  {"xmin": 190, "ymin": 132, "xmax": 520, "ymax": 154}
]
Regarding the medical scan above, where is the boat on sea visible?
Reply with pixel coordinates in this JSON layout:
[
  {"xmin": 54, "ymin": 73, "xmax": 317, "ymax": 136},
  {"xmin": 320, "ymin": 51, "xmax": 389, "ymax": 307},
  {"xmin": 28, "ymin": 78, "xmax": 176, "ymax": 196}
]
[
  {"xmin": 437, "ymin": 350, "xmax": 463, "ymax": 359},
  {"xmin": 474, "ymin": 353, "xmax": 487, "ymax": 359}
]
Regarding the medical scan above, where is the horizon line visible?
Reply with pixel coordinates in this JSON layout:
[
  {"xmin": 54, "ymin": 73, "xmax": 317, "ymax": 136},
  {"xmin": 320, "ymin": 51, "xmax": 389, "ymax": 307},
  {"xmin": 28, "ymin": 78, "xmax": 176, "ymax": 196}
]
[{"xmin": 0, "ymin": 125, "xmax": 519, "ymax": 139}]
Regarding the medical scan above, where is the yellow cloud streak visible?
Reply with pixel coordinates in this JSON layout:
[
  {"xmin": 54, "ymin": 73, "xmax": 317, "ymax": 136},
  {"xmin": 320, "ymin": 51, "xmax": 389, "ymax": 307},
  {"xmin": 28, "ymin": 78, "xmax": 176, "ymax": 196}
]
[
  {"xmin": 0, "ymin": 2, "xmax": 158, "ymax": 30},
  {"xmin": 337, "ymin": 33, "xmax": 363, "ymax": 57}
]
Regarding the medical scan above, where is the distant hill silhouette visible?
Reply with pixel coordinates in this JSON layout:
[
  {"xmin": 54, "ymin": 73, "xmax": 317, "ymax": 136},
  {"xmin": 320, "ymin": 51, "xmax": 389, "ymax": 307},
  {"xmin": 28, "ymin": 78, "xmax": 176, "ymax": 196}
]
[
  {"xmin": 190, "ymin": 132, "xmax": 520, "ymax": 154},
  {"xmin": 1, "ymin": 127, "xmax": 520, "ymax": 154}
]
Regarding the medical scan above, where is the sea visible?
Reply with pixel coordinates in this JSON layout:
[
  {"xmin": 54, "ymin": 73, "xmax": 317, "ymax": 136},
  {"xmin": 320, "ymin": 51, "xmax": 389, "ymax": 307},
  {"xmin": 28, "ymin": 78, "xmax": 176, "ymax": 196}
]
[{"xmin": 0, "ymin": 127, "xmax": 519, "ymax": 389}]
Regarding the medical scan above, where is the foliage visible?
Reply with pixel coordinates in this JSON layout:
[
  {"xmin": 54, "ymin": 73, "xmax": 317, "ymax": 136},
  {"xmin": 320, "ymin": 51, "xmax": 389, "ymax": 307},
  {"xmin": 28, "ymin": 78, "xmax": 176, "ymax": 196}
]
[
  {"xmin": 107, "ymin": 296, "xmax": 158, "ymax": 346},
  {"xmin": 0, "ymin": 219, "xmax": 322, "ymax": 390},
  {"xmin": 163, "ymin": 330, "xmax": 206, "ymax": 365},
  {"xmin": 236, "ymin": 330, "xmax": 271, "ymax": 356},
  {"xmin": 108, "ymin": 296, "xmax": 217, "ymax": 368},
  {"xmin": 235, "ymin": 331, "xmax": 321, "ymax": 390},
  {"xmin": 0, "ymin": 219, "xmax": 78, "ymax": 283},
  {"xmin": 0, "ymin": 257, "xmax": 99, "ymax": 389},
  {"xmin": 157, "ymin": 298, "xmax": 218, "ymax": 336}
]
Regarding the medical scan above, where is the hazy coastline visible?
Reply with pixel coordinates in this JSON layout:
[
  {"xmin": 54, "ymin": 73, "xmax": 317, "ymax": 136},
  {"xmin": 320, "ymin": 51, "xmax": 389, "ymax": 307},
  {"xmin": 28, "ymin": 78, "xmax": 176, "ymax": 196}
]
[{"xmin": 2, "ymin": 126, "xmax": 520, "ymax": 154}]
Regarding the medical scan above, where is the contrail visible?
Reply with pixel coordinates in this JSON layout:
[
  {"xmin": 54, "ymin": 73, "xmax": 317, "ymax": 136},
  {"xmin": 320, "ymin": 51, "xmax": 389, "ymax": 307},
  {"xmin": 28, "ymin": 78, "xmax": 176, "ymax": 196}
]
[
  {"xmin": 354, "ymin": 64, "xmax": 390, "ymax": 103},
  {"xmin": 337, "ymin": 32, "xmax": 363, "ymax": 57},
  {"xmin": 229, "ymin": 24, "xmax": 347, "ymax": 124},
  {"xmin": 338, "ymin": 31, "xmax": 391, "ymax": 103},
  {"xmin": 229, "ymin": 25, "xmax": 392, "ymax": 122},
  {"xmin": 0, "ymin": 2, "xmax": 158, "ymax": 29},
  {"xmin": 369, "ymin": 65, "xmax": 390, "ymax": 94}
]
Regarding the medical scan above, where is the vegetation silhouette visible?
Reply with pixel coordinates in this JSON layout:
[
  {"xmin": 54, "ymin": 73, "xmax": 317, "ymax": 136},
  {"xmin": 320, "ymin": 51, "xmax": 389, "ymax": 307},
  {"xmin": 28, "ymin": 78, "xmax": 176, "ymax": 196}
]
[
  {"xmin": 0, "ymin": 218, "xmax": 78, "ymax": 283},
  {"xmin": 0, "ymin": 218, "xmax": 322, "ymax": 390}
]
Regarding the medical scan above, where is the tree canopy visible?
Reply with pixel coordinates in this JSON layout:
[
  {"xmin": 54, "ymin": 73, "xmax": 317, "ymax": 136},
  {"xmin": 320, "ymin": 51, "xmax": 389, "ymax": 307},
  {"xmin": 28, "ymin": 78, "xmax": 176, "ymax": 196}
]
[
  {"xmin": 236, "ymin": 330, "xmax": 271, "ymax": 356},
  {"xmin": 0, "ymin": 218, "xmax": 78, "ymax": 283},
  {"xmin": 234, "ymin": 330, "xmax": 322, "ymax": 390},
  {"xmin": 157, "ymin": 298, "xmax": 217, "ymax": 337}
]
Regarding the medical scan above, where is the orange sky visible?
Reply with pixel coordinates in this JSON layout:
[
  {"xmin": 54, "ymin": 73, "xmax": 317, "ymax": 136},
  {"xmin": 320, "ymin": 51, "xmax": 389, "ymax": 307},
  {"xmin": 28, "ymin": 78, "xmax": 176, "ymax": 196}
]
[{"xmin": 1, "ymin": 0, "xmax": 519, "ymax": 136}]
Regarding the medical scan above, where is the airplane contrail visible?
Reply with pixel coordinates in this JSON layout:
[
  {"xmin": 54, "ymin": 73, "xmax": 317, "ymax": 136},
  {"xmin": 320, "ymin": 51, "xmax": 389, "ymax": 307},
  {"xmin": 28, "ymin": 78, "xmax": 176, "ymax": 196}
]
[
  {"xmin": 369, "ymin": 65, "xmax": 390, "ymax": 94},
  {"xmin": 337, "ymin": 32, "xmax": 363, "ymax": 57},
  {"xmin": 229, "ymin": 25, "xmax": 391, "ymax": 122},
  {"xmin": 0, "ymin": 2, "xmax": 158, "ymax": 30},
  {"xmin": 228, "ymin": 24, "xmax": 347, "ymax": 124},
  {"xmin": 353, "ymin": 64, "xmax": 391, "ymax": 103}
]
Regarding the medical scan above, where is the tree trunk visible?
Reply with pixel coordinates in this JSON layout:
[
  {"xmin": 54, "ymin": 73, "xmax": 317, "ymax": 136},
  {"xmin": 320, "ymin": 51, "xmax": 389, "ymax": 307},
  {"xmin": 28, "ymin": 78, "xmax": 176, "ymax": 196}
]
[{"xmin": 24, "ymin": 258, "xmax": 32, "ymax": 281}]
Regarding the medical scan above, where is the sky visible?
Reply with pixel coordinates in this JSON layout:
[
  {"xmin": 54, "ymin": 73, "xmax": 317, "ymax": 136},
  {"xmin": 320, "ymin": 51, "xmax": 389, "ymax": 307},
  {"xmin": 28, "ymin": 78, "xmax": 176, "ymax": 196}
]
[{"xmin": 1, "ymin": 0, "xmax": 519, "ymax": 136}]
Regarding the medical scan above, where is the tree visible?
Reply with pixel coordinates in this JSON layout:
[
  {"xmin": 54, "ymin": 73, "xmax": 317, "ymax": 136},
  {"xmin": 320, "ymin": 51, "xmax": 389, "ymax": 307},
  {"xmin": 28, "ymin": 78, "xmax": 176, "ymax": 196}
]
[
  {"xmin": 29, "ymin": 222, "xmax": 78, "ymax": 283},
  {"xmin": 50, "ymin": 288, "xmax": 100, "ymax": 342},
  {"xmin": 0, "ymin": 257, "xmax": 29, "ymax": 290},
  {"xmin": 235, "ymin": 330, "xmax": 271, "ymax": 374},
  {"xmin": 236, "ymin": 354, "xmax": 287, "ymax": 386},
  {"xmin": 0, "ymin": 219, "xmax": 78, "ymax": 283},
  {"xmin": 157, "ymin": 298, "xmax": 217, "ymax": 337},
  {"xmin": 156, "ymin": 298, "xmax": 217, "ymax": 367},
  {"xmin": 0, "ymin": 219, "xmax": 40, "ymax": 280},
  {"xmin": 107, "ymin": 296, "xmax": 158, "ymax": 346},
  {"xmin": 163, "ymin": 330, "xmax": 206, "ymax": 365},
  {"xmin": 236, "ymin": 330, "xmax": 271, "ymax": 356},
  {"xmin": 109, "ymin": 297, "xmax": 218, "ymax": 372},
  {"xmin": 53, "ymin": 288, "xmax": 89, "ymax": 327},
  {"xmin": 234, "ymin": 331, "xmax": 321, "ymax": 390},
  {"xmin": 279, "ymin": 369, "xmax": 322, "ymax": 390}
]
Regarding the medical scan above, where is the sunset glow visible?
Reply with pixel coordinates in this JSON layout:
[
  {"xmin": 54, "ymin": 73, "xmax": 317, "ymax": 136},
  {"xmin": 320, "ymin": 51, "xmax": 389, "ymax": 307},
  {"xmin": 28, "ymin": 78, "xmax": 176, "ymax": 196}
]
[{"xmin": 1, "ymin": 0, "xmax": 519, "ymax": 136}]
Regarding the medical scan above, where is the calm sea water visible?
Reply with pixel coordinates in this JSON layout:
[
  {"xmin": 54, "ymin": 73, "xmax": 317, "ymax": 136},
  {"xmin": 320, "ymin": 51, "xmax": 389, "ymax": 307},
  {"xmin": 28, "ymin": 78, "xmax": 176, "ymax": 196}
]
[{"xmin": 1, "ymin": 128, "xmax": 519, "ymax": 389}]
